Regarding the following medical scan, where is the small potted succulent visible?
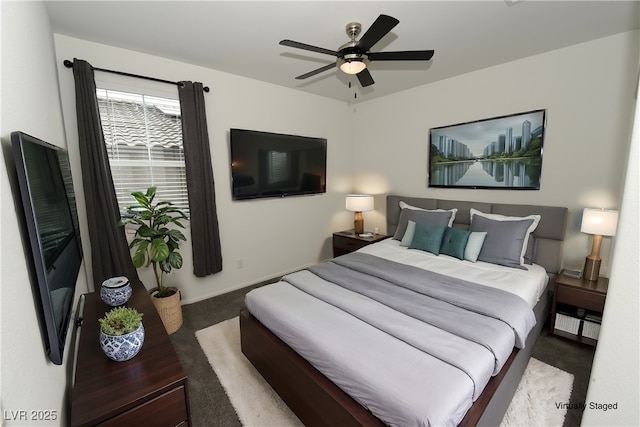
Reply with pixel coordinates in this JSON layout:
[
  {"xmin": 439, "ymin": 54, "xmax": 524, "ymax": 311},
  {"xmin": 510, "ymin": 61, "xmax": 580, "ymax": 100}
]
[
  {"xmin": 99, "ymin": 307, "xmax": 144, "ymax": 362},
  {"xmin": 118, "ymin": 187, "xmax": 188, "ymax": 334}
]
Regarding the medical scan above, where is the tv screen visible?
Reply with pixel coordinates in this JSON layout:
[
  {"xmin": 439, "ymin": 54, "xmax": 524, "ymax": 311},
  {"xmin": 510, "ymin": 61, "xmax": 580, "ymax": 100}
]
[
  {"xmin": 12, "ymin": 131, "xmax": 83, "ymax": 365},
  {"xmin": 230, "ymin": 128, "xmax": 327, "ymax": 200}
]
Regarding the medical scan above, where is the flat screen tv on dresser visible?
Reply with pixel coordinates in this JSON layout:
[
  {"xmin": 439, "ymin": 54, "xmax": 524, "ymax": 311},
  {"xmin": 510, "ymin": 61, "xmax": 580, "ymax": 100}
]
[{"xmin": 11, "ymin": 131, "xmax": 83, "ymax": 365}]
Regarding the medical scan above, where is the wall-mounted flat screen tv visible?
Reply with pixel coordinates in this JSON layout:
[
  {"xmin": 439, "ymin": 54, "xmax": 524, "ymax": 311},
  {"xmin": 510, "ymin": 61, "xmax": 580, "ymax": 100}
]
[
  {"xmin": 230, "ymin": 128, "xmax": 327, "ymax": 200},
  {"xmin": 12, "ymin": 131, "xmax": 83, "ymax": 365}
]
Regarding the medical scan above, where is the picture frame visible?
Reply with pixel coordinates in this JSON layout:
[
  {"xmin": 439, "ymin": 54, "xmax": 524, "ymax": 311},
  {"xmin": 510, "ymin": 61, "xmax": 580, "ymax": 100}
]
[{"xmin": 428, "ymin": 109, "xmax": 546, "ymax": 190}]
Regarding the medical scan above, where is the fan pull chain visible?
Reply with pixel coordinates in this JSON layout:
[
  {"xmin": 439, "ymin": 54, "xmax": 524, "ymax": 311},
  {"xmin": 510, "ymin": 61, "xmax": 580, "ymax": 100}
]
[{"xmin": 347, "ymin": 81, "xmax": 357, "ymax": 99}]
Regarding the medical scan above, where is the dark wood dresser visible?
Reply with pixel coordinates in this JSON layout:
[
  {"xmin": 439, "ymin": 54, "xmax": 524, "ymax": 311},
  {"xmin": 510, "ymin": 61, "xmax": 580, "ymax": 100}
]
[{"xmin": 71, "ymin": 281, "xmax": 190, "ymax": 426}]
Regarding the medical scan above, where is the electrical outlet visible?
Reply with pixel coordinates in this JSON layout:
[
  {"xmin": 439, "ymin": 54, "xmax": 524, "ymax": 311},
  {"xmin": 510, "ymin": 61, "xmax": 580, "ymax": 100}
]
[{"xmin": 236, "ymin": 259, "xmax": 244, "ymax": 269}]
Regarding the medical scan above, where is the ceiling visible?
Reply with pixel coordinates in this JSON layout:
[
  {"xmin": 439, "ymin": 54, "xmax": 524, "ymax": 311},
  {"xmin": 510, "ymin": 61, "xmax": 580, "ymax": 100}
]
[{"xmin": 45, "ymin": 1, "xmax": 640, "ymax": 103}]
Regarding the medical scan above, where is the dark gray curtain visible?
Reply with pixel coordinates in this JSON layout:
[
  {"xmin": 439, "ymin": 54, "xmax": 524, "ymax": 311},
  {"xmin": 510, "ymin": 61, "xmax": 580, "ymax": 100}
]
[
  {"xmin": 178, "ymin": 81, "xmax": 223, "ymax": 276},
  {"xmin": 71, "ymin": 59, "xmax": 140, "ymax": 289}
]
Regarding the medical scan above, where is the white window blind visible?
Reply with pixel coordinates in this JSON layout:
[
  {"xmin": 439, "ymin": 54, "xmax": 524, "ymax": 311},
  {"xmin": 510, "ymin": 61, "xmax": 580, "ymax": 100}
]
[
  {"xmin": 96, "ymin": 89, "xmax": 189, "ymax": 214},
  {"xmin": 268, "ymin": 150, "xmax": 288, "ymax": 183}
]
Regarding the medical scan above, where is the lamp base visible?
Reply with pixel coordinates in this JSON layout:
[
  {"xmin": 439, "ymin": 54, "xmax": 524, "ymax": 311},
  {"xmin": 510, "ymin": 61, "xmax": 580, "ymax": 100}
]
[
  {"xmin": 354, "ymin": 211, "xmax": 364, "ymax": 235},
  {"xmin": 583, "ymin": 257, "xmax": 601, "ymax": 281}
]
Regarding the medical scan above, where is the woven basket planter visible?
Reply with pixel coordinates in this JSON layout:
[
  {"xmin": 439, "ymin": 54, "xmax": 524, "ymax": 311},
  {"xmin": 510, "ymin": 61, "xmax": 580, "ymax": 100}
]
[{"xmin": 150, "ymin": 287, "xmax": 183, "ymax": 334}]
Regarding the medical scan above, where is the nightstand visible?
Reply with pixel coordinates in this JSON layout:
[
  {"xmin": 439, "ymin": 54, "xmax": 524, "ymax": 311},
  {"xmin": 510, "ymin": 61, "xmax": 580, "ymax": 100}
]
[
  {"xmin": 549, "ymin": 271, "xmax": 608, "ymax": 346},
  {"xmin": 332, "ymin": 230, "xmax": 390, "ymax": 257}
]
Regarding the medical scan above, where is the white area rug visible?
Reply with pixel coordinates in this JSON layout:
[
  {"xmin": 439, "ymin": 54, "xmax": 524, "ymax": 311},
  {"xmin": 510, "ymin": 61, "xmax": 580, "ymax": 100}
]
[{"xmin": 196, "ymin": 317, "xmax": 574, "ymax": 427}]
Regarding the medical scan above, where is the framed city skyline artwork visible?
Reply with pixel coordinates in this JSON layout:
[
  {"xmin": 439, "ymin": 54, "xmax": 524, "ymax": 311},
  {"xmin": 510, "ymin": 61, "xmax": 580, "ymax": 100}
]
[{"xmin": 428, "ymin": 109, "xmax": 546, "ymax": 190}]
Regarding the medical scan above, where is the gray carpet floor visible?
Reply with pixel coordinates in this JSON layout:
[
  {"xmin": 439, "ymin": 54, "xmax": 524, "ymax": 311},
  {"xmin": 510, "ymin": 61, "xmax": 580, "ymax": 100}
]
[{"xmin": 169, "ymin": 282, "xmax": 595, "ymax": 427}]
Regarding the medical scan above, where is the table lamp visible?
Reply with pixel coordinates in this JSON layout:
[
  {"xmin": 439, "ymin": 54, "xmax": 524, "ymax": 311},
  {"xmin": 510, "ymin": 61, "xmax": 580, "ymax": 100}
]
[
  {"xmin": 345, "ymin": 194, "xmax": 374, "ymax": 235},
  {"xmin": 580, "ymin": 208, "xmax": 619, "ymax": 281}
]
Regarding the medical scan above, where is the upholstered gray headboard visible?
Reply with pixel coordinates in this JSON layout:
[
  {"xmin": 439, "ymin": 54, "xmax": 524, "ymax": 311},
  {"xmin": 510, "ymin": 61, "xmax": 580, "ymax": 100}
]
[{"xmin": 386, "ymin": 195, "xmax": 568, "ymax": 275}]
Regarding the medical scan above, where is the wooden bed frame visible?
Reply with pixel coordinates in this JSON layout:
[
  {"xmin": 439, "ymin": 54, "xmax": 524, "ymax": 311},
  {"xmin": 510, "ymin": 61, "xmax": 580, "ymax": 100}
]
[{"xmin": 240, "ymin": 196, "xmax": 568, "ymax": 426}]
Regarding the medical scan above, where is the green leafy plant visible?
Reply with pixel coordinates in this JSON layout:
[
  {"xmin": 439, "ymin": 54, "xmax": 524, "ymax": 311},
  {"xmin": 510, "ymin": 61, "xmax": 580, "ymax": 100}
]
[
  {"xmin": 99, "ymin": 307, "xmax": 143, "ymax": 336},
  {"xmin": 118, "ymin": 187, "xmax": 188, "ymax": 297}
]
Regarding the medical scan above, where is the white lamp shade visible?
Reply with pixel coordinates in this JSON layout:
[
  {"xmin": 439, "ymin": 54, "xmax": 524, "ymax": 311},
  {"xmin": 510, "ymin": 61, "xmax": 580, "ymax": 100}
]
[
  {"xmin": 339, "ymin": 60, "xmax": 367, "ymax": 75},
  {"xmin": 581, "ymin": 208, "xmax": 619, "ymax": 236},
  {"xmin": 345, "ymin": 194, "xmax": 374, "ymax": 212}
]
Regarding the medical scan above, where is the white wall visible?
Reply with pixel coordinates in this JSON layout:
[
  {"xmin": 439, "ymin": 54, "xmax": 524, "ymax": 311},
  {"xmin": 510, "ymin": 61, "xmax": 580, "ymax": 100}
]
[
  {"xmin": 351, "ymin": 31, "xmax": 639, "ymax": 276},
  {"xmin": 582, "ymin": 72, "xmax": 639, "ymax": 426},
  {"xmin": 52, "ymin": 35, "xmax": 355, "ymax": 303},
  {"xmin": 0, "ymin": 2, "xmax": 90, "ymax": 425}
]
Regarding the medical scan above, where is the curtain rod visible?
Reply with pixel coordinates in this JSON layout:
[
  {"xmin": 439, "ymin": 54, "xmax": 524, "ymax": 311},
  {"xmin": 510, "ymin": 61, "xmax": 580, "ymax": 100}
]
[{"xmin": 63, "ymin": 59, "xmax": 209, "ymax": 92}]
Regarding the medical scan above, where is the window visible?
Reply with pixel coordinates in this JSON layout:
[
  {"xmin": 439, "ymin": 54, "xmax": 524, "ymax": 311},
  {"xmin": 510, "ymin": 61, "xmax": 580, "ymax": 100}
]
[
  {"xmin": 268, "ymin": 150, "xmax": 288, "ymax": 183},
  {"xmin": 97, "ymin": 89, "xmax": 189, "ymax": 213}
]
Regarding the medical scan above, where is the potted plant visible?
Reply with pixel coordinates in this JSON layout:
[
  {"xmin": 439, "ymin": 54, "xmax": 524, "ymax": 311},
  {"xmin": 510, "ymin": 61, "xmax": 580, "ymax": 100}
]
[
  {"xmin": 119, "ymin": 187, "xmax": 188, "ymax": 334},
  {"xmin": 99, "ymin": 306, "xmax": 144, "ymax": 361}
]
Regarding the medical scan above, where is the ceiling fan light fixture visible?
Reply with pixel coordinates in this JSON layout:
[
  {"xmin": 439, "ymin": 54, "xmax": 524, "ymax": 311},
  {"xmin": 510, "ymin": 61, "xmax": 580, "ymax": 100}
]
[
  {"xmin": 338, "ymin": 53, "xmax": 369, "ymax": 75},
  {"xmin": 280, "ymin": 14, "xmax": 434, "ymax": 88},
  {"xmin": 340, "ymin": 59, "xmax": 367, "ymax": 75}
]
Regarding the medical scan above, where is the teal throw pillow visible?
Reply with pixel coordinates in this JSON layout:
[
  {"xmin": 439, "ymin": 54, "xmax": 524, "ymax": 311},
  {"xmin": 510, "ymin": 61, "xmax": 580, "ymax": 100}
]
[
  {"xmin": 440, "ymin": 227, "xmax": 471, "ymax": 260},
  {"xmin": 409, "ymin": 223, "xmax": 447, "ymax": 255}
]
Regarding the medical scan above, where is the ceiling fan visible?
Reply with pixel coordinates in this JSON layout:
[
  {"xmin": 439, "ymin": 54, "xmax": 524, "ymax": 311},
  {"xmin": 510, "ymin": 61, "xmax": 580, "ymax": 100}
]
[{"xmin": 279, "ymin": 14, "xmax": 434, "ymax": 87}]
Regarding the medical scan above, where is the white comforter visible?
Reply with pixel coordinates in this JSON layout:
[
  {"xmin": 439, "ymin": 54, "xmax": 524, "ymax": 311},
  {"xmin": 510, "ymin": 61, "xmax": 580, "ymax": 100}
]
[{"xmin": 245, "ymin": 241, "xmax": 547, "ymax": 427}]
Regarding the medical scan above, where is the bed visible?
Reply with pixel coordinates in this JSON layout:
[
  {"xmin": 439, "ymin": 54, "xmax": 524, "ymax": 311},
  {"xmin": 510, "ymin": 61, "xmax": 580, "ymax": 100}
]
[{"xmin": 240, "ymin": 195, "xmax": 568, "ymax": 427}]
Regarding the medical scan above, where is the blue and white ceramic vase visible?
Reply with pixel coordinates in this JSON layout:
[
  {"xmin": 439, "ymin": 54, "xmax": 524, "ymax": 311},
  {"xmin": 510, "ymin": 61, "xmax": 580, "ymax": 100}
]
[
  {"xmin": 99, "ymin": 323, "xmax": 145, "ymax": 362},
  {"xmin": 100, "ymin": 276, "xmax": 132, "ymax": 306}
]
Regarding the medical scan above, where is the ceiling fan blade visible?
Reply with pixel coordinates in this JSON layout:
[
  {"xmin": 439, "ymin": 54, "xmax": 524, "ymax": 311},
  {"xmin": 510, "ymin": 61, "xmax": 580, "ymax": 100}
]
[
  {"xmin": 368, "ymin": 50, "xmax": 435, "ymax": 61},
  {"xmin": 356, "ymin": 68, "xmax": 375, "ymax": 87},
  {"xmin": 295, "ymin": 63, "xmax": 337, "ymax": 80},
  {"xmin": 280, "ymin": 39, "xmax": 338, "ymax": 57},
  {"xmin": 356, "ymin": 14, "xmax": 399, "ymax": 51}
]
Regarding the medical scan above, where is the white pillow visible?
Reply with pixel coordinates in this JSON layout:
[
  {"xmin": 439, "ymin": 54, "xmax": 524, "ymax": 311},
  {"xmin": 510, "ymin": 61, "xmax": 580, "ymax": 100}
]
[
  {"xmin": 469, "ymin": 208, "xmax": 541, "ymax": 266},
  {"xmin": 400, "ymin": 220, "xmax": 417, "ymax": 246},
  {"xmin": 399, "ymin": 201, "xmax": 457, "ymax": 227},
  {"xmin": 464, "ymin": 231, "xmax": 487, "ymax": 262}
]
